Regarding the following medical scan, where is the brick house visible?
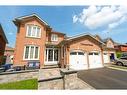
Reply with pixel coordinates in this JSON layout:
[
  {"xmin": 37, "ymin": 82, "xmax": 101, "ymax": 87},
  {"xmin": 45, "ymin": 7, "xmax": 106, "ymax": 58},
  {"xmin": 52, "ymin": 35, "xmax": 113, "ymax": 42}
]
[
  {"xmin": 114, "ymin": 44, "xmax": 127, "ymax": 52},
  {"xmin": 95, "ymin": 36, "xmax": 116, "ymax": 63},
  {"xmin": 13, "ymin": 14, "xmax": 117, "ymax": 70},
  {"xmin": 0, "ymin": 24, "xmax": 8, "ymax": 65},
  {"xmin": 4, "ymin": 46, "xmax": 14, "ymax": 64}
]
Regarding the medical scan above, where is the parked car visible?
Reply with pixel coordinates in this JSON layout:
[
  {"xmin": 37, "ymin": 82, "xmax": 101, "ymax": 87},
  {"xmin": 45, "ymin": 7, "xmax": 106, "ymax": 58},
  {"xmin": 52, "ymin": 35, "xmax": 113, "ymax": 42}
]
[
  {"xmin": 114, "ymin": 57, "xmax": 127, "ymax": 66},
  {"xmin": 121, "ymin": 53, "xmax": 127, "ymax": 57},
  {"xmin": 26, "ymin": 61, "xmax": 40, "ymax": 70}
]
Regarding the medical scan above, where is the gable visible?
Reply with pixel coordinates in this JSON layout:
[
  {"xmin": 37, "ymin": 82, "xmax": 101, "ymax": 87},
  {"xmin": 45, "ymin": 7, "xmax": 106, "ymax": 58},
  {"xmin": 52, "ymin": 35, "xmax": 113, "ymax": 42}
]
[
  {"xmin": 68, "ymin": 36, "xmax": 102, "ymax": 51},
  {"xmin": 106, "ymin": 39, "xmax": 114, "ymax": 48}
]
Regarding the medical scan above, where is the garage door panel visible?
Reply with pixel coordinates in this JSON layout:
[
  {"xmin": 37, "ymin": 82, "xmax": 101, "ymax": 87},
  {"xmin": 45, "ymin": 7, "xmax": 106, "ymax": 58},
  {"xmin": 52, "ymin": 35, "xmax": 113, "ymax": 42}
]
[
  {"xmin": 70, "ymin": 51, "xmax": 88, "ymax": 70},
  {"xmin": 89, "ymin": 52, "xmax": 103, "ymax": 69},
  {"xmin": 103, "ymin": 53, "xmax": 110, "ymax": 63}
]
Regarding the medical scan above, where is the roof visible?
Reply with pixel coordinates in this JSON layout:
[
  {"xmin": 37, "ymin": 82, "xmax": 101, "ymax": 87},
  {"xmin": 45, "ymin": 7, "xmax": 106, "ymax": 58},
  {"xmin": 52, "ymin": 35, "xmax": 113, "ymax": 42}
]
[
  {"xmin": 102, "ymin": 38, "xmax": 114, "ymax": 43},
  {"xmin": 0, "ymin": 24, "xmax": 8, "ymax": 43},
  {"xmin": 61, "ymin": 33, "xmax": 105, "ymax": 45},
  {"xmin": 94, "ymin": 34, "xmax": 103, "ymax": 42},
  {"xmin": 51, "ymin": 30, "xmax": 66, "ymax": 35},
  {"xmin": 13, "ymin": 13, "xmax": 49, "ymax": 26},
  {"xmin": 5, "ymin": 46, "xmax": 14, "ymax": 51}
]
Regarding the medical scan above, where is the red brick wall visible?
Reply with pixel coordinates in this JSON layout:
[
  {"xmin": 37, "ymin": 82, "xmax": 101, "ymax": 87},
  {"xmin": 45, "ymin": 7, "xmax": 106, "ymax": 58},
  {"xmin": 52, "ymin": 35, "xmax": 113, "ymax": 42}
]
[
  {"xmin": 121, "ymin": 46, "xmax": 127, "ymax": 52},
  {"xmin": 13, "ymin": 19, "xmax": 47, "ymax": 67},
  {"xmin": 0, "ymin": 36, "xmax": 6, "ymax": 64}
]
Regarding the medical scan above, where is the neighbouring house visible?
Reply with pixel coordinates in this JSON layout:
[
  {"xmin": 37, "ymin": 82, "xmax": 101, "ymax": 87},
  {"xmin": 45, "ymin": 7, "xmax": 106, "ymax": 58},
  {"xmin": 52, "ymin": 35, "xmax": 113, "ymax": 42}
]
[
  {"xmin": 4, "ymin": 46, "xmax": 14, "ymax": 64},
  {"xmin": 0, "ymin": 24, "xmax": 8, "ymax": 65},
  {"xmin": 95, "ymin": 36, "xmax": 116, "ymax": 64},
  {"xmin": 13, "ymin": 14, "xmax": 117, "ymax": 70},
  {"xmin": 114, "ymin": 44, "xmax": 127, "ymax": 52}
]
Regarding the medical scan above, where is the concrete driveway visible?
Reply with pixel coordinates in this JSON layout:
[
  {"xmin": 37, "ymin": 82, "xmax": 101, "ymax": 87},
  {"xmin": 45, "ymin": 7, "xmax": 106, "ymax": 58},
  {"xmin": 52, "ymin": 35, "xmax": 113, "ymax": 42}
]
[{"xmin": 78, "ymin": 67, "xmax": 127, "ymax": 89}]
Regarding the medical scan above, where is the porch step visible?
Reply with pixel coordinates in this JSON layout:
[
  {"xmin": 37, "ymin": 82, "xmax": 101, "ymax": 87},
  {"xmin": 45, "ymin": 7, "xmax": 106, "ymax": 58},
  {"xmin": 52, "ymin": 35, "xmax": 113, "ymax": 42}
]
[{"xmin": 42, "ymin": 64, "xmax": 59, "ymax": 69}]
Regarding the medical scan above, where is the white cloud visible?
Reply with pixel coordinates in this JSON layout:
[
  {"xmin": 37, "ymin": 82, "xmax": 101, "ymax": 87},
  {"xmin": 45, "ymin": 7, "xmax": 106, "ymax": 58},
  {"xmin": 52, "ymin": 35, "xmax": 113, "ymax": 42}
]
[
  {"xmin": 73, "ymin": 5, "xmax": 127, "ymax": 30},
  {"xmin": 8, "ymin": 32, "xmax": 13, "ymax": 35},
  {"xmin": 73, "ymin": 15, "xmax": 78, "ymax": 23}
]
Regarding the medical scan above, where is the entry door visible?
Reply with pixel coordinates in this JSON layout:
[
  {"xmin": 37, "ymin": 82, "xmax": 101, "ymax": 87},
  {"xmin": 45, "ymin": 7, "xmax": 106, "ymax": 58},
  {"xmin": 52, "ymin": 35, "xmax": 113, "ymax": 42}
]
[
  {"xmin": 45, "ymin": 48, "xmax": 59, "ymax": 65},
  {"xmin": 110, "ymin": 53, "xmax": 115, "ymax": 62},
  {"xmin": 89, "ymin": 52, "xmax": 103, "ymax": 69},
  {"xmin": 70, "ymin": 51, "xmax": 87, "ymax": 70}
]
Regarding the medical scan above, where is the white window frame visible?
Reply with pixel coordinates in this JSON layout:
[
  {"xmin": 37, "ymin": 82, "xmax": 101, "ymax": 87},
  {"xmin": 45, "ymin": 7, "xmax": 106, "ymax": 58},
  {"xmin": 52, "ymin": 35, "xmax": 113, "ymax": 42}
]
[
  {"xmin": 23, "ymin": 45, "xmax": 40, "ymax": 60},
  {"xmin": 51, "ymin": 34, "xmax": 58, "ymax": 41},
  {"xmin": 26, "ymin": 24, "xmax": 41, "ymax": 38}
]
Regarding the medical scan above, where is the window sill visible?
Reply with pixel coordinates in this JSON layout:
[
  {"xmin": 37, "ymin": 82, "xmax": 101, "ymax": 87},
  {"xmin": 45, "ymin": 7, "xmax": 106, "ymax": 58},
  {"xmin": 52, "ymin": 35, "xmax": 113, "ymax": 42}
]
[
  {"xmin": 25, "ymin": 36, "xmax": 41, "ymax": 39},
  {"xmin": 23, "ymin": 59, "xmax": 40, "ymax": 61}
]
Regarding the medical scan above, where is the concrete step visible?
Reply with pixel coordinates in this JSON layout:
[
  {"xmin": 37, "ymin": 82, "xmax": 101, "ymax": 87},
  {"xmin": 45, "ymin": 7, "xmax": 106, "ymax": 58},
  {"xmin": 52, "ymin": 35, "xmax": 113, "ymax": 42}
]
[{"xmin": 42, "ymin": 64, "xmax": 59, "ymax": 69}]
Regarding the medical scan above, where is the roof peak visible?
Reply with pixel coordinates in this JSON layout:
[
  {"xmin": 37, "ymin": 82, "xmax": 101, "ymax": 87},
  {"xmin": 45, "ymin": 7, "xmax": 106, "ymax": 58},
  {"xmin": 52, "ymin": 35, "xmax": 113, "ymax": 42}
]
[{"xmin": 13, "ymin": 13, "xmax": 49, "ymax": 26}]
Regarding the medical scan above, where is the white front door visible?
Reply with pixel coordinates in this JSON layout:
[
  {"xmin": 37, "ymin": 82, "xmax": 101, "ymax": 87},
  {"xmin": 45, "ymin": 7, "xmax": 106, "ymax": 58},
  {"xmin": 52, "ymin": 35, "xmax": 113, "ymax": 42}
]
[
  {"xmin": 103, "ymin": 53, "xmax": 110, "ymax": 63},
  {"xmin": 89, "ymin": 52, "xmax": 103, "ymax": 69},
  {"xmin": 45, "ymin": 48, "xmax": 59, "ymax": 65},
  {"xmin": 69, "ymin": 51, "xmax": 88, "ymax": 70}
]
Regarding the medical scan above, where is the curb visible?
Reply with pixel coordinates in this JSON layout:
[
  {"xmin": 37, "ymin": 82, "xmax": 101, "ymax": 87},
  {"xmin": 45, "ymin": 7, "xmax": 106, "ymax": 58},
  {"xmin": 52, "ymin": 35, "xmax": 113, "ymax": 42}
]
[{"xmin": 108, "ymin": 67, "xmax": 127, "ymax": 72}]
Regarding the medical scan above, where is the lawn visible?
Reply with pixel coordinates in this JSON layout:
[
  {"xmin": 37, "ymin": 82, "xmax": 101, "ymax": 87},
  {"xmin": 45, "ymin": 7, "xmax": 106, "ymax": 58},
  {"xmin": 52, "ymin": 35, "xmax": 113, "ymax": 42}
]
[{"xmin": 0, "ymin": 79, "xmax": 38, "ymax": 89}]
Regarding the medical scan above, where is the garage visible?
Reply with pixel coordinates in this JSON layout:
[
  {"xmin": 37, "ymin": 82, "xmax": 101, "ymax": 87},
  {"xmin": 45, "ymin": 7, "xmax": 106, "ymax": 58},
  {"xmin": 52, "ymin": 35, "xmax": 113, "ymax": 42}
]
[
  {"xmin": 103, "ymin": 53, "xmax": 110, "ymax": 63},
  {"xmin": 89, "ymin": 51, "xmax": 103, "ymax": 69},
  {"xmin": 69, "ymin": 50, "xmax": 88, "ymax": 70}
]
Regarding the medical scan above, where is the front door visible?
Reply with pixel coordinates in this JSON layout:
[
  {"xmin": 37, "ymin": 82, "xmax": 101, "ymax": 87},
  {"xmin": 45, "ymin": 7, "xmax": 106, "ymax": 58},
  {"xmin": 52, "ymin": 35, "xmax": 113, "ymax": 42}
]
[
  {"xmin": 45, "ymin": 48, "xmax": 59, "ymax": 65},
  {"xmin": 110, "ymin": 53, "xmax": 115, "ymax": 62}
]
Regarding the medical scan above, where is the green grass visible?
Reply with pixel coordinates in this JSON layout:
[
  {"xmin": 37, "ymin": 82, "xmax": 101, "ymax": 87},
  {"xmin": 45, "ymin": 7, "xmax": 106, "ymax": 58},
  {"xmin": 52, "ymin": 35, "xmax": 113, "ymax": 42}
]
[{"xmin": 0, "ymin": 79, "xmax": 38, "ymax": 90}]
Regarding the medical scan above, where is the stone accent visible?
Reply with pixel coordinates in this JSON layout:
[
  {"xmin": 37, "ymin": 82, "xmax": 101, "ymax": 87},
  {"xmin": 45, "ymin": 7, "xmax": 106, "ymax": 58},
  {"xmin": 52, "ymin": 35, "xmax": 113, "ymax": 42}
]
[
  {"xmin": 38, "ymin": 68, "xmax": 94, "ymax": 90},
  {"xmin": 38, "ymin": 78, "xmax": 63, "ymax": 90},
  {"xmin": 60, "ymin": 69, "xmax": 95, "ymax": 89},
  {"xmin": 39, "ymin": 68, "xmax": 61, "ymax": 80},
  {"xmin": 0, "ymin": 70, "xmax": 38, "ymax": 83}
]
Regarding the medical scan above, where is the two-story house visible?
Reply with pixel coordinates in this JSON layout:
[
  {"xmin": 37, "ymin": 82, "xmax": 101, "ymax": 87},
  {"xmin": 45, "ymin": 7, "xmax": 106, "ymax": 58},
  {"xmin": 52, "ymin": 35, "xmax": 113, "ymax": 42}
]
[
  {"xmin": 95, "ymin": 35, "xmax": 116, "ymax": 64},
  {"xmin": 114, "ymin": 43, "xmax": 127, "ymax": 52},
  {"xmin": 13, "ymin": 14, "xmax": 116, "ymax": 70}
]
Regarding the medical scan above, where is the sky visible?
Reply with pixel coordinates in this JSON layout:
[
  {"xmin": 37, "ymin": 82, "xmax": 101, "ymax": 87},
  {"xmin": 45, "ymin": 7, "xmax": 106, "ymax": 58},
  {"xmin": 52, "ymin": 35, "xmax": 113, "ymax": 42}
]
[{"xmin": 0, "ymin": 6, "xmax": 127, "ymax": 47}]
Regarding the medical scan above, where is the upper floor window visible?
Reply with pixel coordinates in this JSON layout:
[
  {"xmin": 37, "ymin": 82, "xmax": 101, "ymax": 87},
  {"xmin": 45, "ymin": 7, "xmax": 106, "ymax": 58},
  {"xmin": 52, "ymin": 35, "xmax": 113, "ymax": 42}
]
[
  {"xmin": 51, "ymin": 34, "xmax": 58, "ymax": 41},
  {"xmin": 26, "ymin": 25, "xmax": 41, "ymax": 38}
]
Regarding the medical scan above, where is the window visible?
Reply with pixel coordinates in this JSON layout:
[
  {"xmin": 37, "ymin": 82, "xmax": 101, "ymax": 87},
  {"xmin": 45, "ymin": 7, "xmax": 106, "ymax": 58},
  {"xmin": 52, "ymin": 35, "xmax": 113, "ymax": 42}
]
[
  {"xmin": 23, "ymin": 45, "xmax": 40, "ymax": 60},
  {"xmin": 94, "ymin": 53, "xmax": 99, "ymax": 55},
  {"xmin": 78, "ymin": 52, "xmax": 84, "ymax": 55},
  {"xmin": 120, "ymin": 57, "xmax": 127, "ymax": 60},
  {"xmin": 89, "ymin": 53, "xmax": 93, "ymax": 55},
  {"xmin": 70, "ymin": 52, "xmax": 77, "ymax": 55},
  {"xmin": 51, "ymin": 34, "xmax": 58, "ymax": 41},
  {"xmin": 104, "ymin": 53, "xmax": 107, "ymax": 55},
  {"xmin": 26, "ymin": 25, "xmax": 41, "ymax": 38}
]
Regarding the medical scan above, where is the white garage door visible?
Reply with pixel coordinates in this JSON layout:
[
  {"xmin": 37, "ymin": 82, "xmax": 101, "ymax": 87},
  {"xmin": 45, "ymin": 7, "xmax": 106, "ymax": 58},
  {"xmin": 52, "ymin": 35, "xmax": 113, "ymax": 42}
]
[
  {"xmin": 103, "ymin": 53, "xmax": 110, "ymax": 63},
  {"xmin": 89, "ymin": 52, "xmax": 103, "ymax": 69},
  {"xmin": 70, "ymin": 51, "xmax": 88, "ymax": 70}
]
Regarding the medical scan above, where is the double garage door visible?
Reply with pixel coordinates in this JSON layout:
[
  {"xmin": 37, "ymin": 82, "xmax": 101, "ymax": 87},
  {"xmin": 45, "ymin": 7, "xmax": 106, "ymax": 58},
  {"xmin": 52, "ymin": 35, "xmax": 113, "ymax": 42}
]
[{"xmin": 70, "ymin": 51, "xmax": 103, "ymax": 70}]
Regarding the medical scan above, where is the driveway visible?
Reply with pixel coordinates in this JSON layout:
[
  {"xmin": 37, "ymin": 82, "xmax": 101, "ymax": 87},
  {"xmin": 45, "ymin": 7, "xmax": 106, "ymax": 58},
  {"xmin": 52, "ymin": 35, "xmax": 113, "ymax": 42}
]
[{"xmin": 78, "ymin": 67, "xmax": 127, "ymax": 89}]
